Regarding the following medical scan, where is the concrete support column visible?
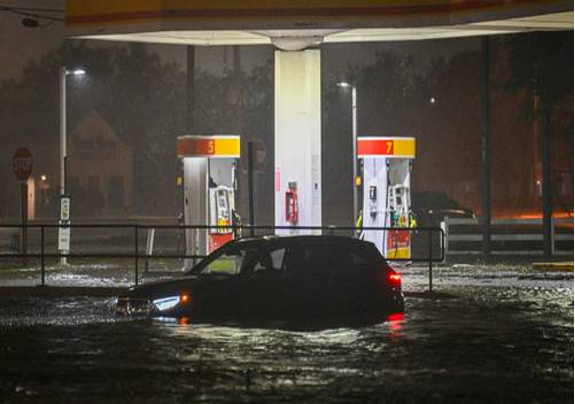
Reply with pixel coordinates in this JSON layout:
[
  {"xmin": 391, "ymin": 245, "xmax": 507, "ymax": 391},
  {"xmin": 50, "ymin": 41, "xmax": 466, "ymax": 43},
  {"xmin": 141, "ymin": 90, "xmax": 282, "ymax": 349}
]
[{"xmin": 274, "ymin": 50, "xmax": 322, "ymax": 233}]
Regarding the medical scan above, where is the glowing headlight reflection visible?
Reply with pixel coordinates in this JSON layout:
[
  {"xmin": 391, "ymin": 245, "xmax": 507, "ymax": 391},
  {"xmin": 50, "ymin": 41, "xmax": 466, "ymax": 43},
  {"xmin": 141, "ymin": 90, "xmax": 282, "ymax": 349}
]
[{"xmin": 152, "ymin": 296, "xmax": 181, "ymax": 311}]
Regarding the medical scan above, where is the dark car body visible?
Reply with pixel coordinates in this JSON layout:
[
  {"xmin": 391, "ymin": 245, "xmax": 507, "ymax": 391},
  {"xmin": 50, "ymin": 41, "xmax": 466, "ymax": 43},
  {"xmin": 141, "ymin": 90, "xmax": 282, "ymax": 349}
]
[
  {"xmin": 412, "ymin": 191, "xmax": 475, "ymax": 227},
  {"xmin": 117, "ymin": 235, "xmax": 404, "ymax": 325}
]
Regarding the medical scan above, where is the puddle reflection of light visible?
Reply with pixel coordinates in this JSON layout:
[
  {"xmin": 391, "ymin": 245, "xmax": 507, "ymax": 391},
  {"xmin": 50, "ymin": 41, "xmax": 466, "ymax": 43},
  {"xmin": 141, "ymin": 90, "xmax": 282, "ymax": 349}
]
[
  {"xmin": 154, "ymin": 316, "xmax": 193, "ymax": 326},
  {"xmin": 386, "ymin": 313, "xmax": 405, "ymax": 337}
]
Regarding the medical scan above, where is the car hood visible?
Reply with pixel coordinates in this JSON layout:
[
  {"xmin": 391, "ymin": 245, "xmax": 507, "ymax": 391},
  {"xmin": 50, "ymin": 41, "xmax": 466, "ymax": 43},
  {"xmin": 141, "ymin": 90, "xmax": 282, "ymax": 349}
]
[{"xmin": 121, "ymin": 276, "xmax": 199, "ymax": 301}]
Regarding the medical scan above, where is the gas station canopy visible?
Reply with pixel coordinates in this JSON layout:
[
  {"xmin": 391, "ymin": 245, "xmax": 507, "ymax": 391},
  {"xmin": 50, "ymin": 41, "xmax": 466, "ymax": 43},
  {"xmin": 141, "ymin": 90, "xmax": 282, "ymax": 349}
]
[
  {"xmin": 66, "ymin": 1, "xmax": 572, "ymax": 237},
  {"xmin": 67, "ymin": 1, "xmax": 572, "ymax": 49}
]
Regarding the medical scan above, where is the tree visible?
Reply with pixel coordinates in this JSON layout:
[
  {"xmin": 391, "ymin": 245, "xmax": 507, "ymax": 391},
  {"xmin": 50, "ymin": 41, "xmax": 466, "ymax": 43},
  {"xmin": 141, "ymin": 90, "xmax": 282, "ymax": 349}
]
[
  {"xmin": 0, "ymin": 41, "xmax": 275, "ymax": 221},
  {"xmin": 505, "ymin": 31, "xmax": 573, "ymax": 257},
  {"xmin": 506, "ymin": 32, "xmax": 573, "ymax": 118},
  {"xmin": 0, "ymin": 41, "xmax": 187, "ymax": 218}
]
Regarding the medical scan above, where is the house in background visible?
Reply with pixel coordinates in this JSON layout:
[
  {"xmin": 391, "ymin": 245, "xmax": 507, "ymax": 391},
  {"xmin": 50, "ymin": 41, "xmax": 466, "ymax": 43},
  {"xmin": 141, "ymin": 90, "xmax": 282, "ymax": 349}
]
[{"xmin": 69, "ymin": 110, "xmax": 134, "ymax": 218}]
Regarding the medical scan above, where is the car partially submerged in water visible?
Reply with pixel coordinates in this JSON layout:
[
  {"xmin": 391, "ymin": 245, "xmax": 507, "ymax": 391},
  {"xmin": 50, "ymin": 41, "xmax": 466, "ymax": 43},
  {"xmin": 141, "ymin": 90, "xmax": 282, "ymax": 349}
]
[{"xmin": 117, "ymin": 235, "xmax": 404, "ymax": 325}]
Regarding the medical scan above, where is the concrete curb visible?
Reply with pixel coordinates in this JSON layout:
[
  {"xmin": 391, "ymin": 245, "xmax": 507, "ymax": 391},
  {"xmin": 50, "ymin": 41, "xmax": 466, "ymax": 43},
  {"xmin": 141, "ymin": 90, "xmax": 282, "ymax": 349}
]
[{"xmin": 532, "ymin": 262, "xmax": 574, "ymax": 272}]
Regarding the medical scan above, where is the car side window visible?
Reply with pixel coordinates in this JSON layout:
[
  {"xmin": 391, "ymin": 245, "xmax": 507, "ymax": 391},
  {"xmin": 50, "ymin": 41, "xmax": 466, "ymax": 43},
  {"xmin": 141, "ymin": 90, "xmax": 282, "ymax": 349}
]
[
  {"xmin": 350, "ymin": 249, "xmax": 370, "ymax": 267},
  {"xmin": 293, "ymin": 242, "xmax": 376, "ymax": 277},
  {"xmin": 248, "ymin": 247, "xmax": 288, "ymax": 274},
  {"xmin": 270, "ymin": 248, "xmax": 287, "ymax": 270},
  {"xmin": 200, "ymin": 247, "xmax": 256, "ymax": 276},
  {"xmin": 301, "ymin": 244, "xmax": 331, "ymax": 273}
]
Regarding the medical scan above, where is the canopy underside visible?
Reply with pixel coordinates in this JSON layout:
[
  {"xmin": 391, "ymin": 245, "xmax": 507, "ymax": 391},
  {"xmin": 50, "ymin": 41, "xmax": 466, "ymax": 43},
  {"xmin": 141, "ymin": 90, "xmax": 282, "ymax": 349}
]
[
  {"xmin": 66, "ymin": 1, "xmax": 572, "ymax": 46},
  {"xmin": 75, "ymin": 11, "xmax": 572, "ymax": 47}
]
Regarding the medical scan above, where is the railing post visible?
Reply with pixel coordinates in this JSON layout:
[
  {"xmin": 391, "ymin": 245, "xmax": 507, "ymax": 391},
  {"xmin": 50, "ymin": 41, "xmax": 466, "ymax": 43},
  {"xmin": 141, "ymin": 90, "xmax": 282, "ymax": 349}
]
[
  {"xmin": 40, "ymin": 225, "xmax": 45, "ymax": 287},
  {"xmin": 247, "ymin": 141, "xmax": 255, "ymax": 237},
  {"xmin": 428, "ymin": 228, "xmax": 433, "ymax": 293},
  {"xmin": 441, "ymin": 217, "xmax": 449, "ymax": 262},
  {"xmin": 134, "ymin": 225, "xmax": 139, "ymax": 287},
  {"xmin": 145, "ymin": 227, "xmax": 155, "ymax": 274},
  {"xmin": 550, "ymin": 216, "xmax": 556, "ymax": 257}
]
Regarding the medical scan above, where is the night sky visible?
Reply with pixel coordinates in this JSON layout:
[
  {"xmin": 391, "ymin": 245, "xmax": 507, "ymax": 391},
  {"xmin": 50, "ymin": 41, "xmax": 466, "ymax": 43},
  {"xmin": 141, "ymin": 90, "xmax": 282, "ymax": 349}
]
[{"xmin": 0, "ymin": 0, "xmax": 63, "ymax": 80}]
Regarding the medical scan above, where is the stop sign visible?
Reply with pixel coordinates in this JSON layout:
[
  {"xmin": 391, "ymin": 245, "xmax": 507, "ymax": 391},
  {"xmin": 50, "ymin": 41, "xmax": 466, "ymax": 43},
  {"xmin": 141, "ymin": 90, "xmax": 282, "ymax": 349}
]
[
  {"xmin": 253, "ymin": 140, "xmax": 266, "ymax": 172},
  {"xmin": 241, "ymin": 140, "xmax": 267, "ymax": 173},
  {"xmin": 12, "ymin": 148, "xmax": 33, "ymax": 182}
]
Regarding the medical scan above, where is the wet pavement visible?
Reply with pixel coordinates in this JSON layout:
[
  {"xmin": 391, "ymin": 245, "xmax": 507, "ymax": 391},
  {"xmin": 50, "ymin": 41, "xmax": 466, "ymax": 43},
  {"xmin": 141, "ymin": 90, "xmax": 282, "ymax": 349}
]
[{"xmin": 0, "ymin": 263, "xmax": 573, "ymax": 403}]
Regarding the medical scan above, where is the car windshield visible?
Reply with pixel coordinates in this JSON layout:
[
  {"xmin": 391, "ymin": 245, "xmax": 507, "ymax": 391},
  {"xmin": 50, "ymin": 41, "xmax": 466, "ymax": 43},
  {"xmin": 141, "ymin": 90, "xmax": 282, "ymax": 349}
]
[{"xmin": 188, "ymin": 245, "xmax": 258, "ymax": 276}]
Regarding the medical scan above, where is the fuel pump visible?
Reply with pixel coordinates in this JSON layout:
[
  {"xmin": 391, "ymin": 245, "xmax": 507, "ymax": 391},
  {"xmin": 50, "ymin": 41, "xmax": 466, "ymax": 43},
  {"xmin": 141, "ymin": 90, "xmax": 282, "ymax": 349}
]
[
  {"xmin": 386, "ymin": 184, "xmax": 412, "ymax": 258},
  {"xmin": 178, "ymin": 135, "xmax": 241, "ymax": 268},
  {"xmin": 369, "ymin": 185, "xmax": 378, "ymax": 219},
  {"xmin": 387, "ymin": 185, "xmax": 410, "ymax": 227},
  {"xmin": 209, "ymin": 185, "xmax": 235, "ymax": 250},
  {"xmin": 358, "ymin": 136, "xmax": 416, "ymax": 259}
]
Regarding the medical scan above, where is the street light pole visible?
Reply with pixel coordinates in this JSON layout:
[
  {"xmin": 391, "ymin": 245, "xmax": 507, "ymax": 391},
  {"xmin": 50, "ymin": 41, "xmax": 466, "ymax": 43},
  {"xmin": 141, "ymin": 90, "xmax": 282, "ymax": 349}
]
[
  {"xmin": 59, "ymin": 67, "xmax": 85, "ymax": 266},
  {"xmin": 59, "ymin": 66, "xmax": 66, "ymax": 198},
  {"xmin": 337, "ymin": 82, "xmax": 359, "ymax": 223},
  {"xmin": 59, "ymin": 66, "xmax": 68, "ymax": 266},
  {"xmin": 351, "ymin": 85, "xmax": 358, "ymax": 223}
]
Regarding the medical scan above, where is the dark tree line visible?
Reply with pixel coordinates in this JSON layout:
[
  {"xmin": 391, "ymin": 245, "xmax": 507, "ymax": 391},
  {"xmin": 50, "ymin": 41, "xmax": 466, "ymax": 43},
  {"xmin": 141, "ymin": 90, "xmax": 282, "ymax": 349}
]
[
  {"xmin": 0, "ymin": 33, "xmax": 571, "ymax": 223},
  {"xmin": 0, "ymin": 41, "xmax": 274, "ymax": 220}
]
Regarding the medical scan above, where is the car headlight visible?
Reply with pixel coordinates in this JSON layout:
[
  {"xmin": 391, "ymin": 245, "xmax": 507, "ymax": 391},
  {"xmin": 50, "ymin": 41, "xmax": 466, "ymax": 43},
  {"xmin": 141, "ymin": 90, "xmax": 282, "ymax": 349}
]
[
  {"xmin": 152, "ymin": 295, "xmax": 181, "ymax": 312},
  {"xmin": 152, "ymin": 293, "xmax": 191, "ymax": 312}
]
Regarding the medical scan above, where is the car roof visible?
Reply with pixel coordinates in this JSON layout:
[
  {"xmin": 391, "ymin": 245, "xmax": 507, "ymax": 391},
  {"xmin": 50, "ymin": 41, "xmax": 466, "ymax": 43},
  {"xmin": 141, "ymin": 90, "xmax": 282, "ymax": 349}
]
[{"xmin": 231, "ymin": 235, "xmax": 376, "ymax": 249}]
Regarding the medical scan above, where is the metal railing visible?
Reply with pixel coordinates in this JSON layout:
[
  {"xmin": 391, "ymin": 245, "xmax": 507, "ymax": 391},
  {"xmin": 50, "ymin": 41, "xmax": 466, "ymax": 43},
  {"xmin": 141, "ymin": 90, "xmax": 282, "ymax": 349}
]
[
  {"xmin": 0, "ymin": 223, "xmax": 444, "ymax": 291},
  {"xmin": 443, "ymin": 216, "xmax": 574, "ymax": 256}
]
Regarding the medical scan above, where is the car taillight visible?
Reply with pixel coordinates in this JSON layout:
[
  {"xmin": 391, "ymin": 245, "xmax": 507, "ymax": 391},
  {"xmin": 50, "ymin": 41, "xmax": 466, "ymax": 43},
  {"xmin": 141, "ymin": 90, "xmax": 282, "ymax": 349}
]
[{"xmin": 386, "ymin": 268, "xmax": 402, "ymax": 287}]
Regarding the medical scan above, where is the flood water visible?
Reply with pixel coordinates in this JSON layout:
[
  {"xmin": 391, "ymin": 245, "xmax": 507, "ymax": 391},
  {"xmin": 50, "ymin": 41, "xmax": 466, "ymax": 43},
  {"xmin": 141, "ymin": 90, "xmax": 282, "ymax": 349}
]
[{"xmin": 0, "ymin": 264, "xmax": 573, "ymax": 403}]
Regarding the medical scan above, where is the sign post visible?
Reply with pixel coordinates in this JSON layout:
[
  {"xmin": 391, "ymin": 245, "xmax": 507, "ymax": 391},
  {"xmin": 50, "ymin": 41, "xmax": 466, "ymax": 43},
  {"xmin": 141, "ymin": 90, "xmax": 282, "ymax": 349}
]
[
  {"xmin": 58, "ymin": 195, "xmax": 71, "ymax": 265},
  {"xmin": 12, "ymin": 148, "xmax": 33, "ymax": 265},
  {"xmin": 245, "ymin": 140, "xmax": 266, "ymax": 235}
]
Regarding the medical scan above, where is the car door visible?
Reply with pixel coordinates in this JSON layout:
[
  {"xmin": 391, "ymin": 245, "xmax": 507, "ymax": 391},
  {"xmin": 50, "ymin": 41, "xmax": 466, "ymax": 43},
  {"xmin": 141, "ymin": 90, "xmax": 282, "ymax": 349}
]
[
  {"xmin": 286, "ymin": 240, "xmax": 338, "ymax": 316},
  {"xmin": 289, "ymin": 239, "xmax": 376, "ymax": 317},
  {"xmin": 192, "ymin": 245, "xmax": 256, "ymax": 320},
  {"xmin": 328, "ymin": 242, "xmax": 379, "ymax": 313},
  {"xmin": 238, "ymin": 242, "xmax": 293, "ymax": 321}
]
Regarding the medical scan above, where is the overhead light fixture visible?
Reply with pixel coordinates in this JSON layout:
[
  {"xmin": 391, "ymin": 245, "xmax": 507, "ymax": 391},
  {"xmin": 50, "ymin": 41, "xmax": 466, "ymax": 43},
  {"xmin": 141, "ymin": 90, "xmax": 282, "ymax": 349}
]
[
  {"xmin": 71, "ymin": 69, "xmax": 86, "ymax": 76},
  {"xmin": 271, "ymin": 36, "xmax": 325, "ymax": 51}
]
